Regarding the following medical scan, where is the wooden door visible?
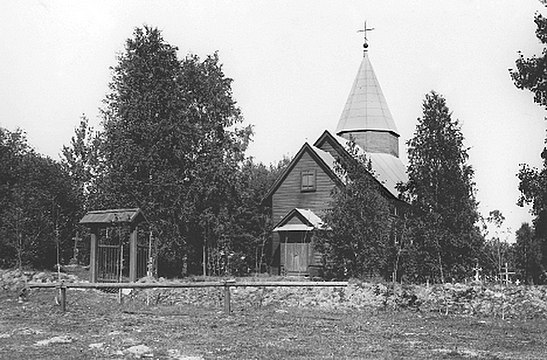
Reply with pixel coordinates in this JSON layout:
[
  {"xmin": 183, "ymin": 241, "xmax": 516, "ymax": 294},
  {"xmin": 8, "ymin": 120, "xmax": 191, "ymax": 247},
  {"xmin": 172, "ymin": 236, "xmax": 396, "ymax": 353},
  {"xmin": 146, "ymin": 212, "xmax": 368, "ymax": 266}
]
[{"xmin": 281, "ymin": 242, "xmax": 310, "ymax": 274}]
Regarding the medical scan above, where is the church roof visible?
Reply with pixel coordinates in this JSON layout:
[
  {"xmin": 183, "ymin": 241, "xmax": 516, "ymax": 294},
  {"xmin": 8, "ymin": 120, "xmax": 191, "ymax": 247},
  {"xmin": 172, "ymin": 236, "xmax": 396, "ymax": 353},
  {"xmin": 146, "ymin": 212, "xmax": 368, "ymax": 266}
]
[
  {"xmin": 368, "ymin": 152, "xmax": 408, "ymax": 197},
  {"xmin": 336, "ymin": 51, "xmax": 399, "ymax": 137},
  {"xmin": 314, "ymin": 131, "xmax": 407, "ymax": 199},
  {"xmin": 311, "ymin": 145, "xmax": 338, "ymax": 175}
]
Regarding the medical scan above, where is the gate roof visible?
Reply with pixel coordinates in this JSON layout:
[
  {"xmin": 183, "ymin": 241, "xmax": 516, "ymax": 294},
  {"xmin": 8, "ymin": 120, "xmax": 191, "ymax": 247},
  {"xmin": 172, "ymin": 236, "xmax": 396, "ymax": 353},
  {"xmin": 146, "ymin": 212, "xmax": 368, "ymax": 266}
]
[{"xmin": 79, "ymin": 208, "xmax": 145, "ymax": 226}]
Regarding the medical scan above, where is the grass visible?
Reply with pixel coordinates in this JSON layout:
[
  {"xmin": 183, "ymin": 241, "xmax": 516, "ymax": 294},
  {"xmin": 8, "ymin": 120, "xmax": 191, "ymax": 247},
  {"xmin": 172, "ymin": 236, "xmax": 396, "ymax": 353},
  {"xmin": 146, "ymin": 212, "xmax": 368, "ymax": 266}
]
[{"xmin": 1, "ymin": 287, "xmax": 547, "ymax": 359}]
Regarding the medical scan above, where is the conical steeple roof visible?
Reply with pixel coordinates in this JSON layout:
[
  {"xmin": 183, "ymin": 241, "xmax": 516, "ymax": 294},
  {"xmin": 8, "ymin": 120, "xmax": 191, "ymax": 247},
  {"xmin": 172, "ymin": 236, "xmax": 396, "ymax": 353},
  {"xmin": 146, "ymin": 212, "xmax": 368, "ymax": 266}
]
[{"xmin": 336, "ymin": 51, "xmax": 399, "ymax": 137}]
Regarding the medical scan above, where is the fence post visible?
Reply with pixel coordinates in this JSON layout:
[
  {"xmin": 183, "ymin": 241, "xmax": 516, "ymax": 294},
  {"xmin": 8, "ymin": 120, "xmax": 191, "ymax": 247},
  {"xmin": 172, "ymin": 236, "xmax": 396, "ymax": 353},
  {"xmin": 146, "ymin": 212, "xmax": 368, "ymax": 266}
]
[
  {"xmin": 60, "ymin": 284, "xmax": 67, "ymax": 312},
  {"xmin": 224, "ymin": 280, "xmax": 235, "ymax": 314}
]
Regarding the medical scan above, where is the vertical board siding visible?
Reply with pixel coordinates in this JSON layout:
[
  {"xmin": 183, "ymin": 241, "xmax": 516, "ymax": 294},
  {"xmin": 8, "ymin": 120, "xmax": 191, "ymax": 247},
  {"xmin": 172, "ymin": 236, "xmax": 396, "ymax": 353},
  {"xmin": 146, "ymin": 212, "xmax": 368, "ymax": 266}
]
[
  {"xmin": 350, "ymin": 132, "xmax": 399, "ymax": 157},
  {"xmin": 271, "ymin": 149, "xmax": 336, "ymax": 276},
  {"xmin": 272, "ymin": 151, "xmax": 335, "ymax": 224}
]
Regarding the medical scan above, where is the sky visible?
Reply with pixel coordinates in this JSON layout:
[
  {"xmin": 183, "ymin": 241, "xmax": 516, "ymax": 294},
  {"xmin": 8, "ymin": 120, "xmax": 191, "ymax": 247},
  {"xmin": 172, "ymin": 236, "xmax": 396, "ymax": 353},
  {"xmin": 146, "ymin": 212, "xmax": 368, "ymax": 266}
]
[{"xmin": 1, "ymin": 0, "xmax": 546, "ymax": 240}]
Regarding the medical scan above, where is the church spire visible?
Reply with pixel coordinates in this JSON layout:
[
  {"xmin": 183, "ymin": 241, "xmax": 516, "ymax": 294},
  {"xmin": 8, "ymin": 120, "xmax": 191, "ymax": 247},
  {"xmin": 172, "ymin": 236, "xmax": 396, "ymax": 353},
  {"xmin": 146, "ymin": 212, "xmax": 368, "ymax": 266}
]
[{"xmin": 335, "ymin": 24, "xmax": 400, "ymax": 157}]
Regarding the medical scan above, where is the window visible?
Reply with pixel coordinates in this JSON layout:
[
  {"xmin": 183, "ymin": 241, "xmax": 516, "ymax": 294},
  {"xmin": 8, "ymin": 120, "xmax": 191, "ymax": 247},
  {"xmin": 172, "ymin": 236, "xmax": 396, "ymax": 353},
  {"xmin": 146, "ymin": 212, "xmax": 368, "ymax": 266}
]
[{"xmin": 301, "ymin": 170, "xmax": 316, "ymax": 192}]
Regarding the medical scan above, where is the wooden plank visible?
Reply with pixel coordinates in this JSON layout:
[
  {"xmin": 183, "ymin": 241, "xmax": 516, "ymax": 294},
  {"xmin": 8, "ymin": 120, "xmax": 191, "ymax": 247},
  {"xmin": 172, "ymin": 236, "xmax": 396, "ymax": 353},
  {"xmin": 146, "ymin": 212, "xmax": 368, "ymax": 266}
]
[
  {"xmin": 89, "ymin": 227, "xmax": 98, "ymax": 283},
  {"xmin": 129, "ymin": 225, "xmax": 138, "ymax": 282},
  {"xmin": 28, "ymin": 281, "xmax": 348, "ymax": 289},
  {"xmin": 29, "ymin": 280, "xmax": 347, "ymax": 312}
]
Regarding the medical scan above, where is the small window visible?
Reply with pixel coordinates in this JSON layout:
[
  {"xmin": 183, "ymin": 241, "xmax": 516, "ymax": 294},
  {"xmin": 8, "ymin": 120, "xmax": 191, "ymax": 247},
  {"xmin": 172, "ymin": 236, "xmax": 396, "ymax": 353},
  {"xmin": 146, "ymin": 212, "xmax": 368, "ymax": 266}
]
[{"xmin": 301, "ymin": 170, "xmax": 316, "ymax": 192}]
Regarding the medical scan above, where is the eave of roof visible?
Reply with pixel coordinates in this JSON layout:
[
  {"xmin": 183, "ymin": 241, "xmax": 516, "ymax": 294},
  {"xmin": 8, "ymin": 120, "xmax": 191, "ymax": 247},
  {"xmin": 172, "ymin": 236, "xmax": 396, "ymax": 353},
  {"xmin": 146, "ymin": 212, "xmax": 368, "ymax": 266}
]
[
  {"xmin": 79, "ymin": 208, "xmax": 145, "ymax": 226},
  {"xmin": 273, "ymin": 224, "xmax": 313, "ymax": 232},
  {"xmin": 273, "ymin": 208, "xmax": 329, "ymax": 232}
]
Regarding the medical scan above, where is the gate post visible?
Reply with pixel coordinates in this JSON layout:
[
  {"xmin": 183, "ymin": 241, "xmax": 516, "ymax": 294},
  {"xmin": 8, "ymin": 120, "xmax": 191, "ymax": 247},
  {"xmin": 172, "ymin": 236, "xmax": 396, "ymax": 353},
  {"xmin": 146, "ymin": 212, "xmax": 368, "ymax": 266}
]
[
  {"xmin": 129, "ymin": 225, "xmax": 138, "ymax": 282},
  {"xmin": 89, "ymin": 226, "xmax": 98, "ymax": 283}
]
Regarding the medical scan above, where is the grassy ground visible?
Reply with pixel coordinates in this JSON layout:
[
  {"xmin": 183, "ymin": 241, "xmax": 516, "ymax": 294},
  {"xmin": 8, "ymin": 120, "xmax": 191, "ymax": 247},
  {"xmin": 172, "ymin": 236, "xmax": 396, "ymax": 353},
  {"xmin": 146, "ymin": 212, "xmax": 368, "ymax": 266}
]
[{"xmin": 1, "ymin": 288, "xmax": 547, "ymax": 359}]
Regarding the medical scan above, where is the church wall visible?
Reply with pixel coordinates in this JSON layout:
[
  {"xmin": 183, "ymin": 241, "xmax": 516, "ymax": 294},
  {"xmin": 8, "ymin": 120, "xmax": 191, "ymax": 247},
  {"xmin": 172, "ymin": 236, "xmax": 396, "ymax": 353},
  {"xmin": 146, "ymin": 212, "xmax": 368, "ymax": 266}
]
[
  {"xmin": 338, "ymin": 131, "xmax": 399, "ymax": 157},
  {"xmin": 270, "ymin": 150, "xmax": 336, "ymax": 275},
  {"xmin": 271, "ymin": 151, "xmax": 336, "ymax": 224}
]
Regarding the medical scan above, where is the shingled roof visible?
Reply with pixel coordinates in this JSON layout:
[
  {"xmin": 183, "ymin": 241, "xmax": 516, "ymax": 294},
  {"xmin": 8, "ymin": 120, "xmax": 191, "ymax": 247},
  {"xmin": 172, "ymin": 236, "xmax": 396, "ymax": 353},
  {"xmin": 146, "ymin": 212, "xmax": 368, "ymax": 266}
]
[
  {"xmin": 79, "ymin": 208, "xmax": 145, "ymax": 226},
  {"xmin": 273, "ymin": 208, "xmax": 329, "ymax": 232},
  {"xmin": 314, "ymin": 131, "xmax": 407, "ymax": 200},
  {"xmin": 336, "ymin": 51, "xmax": 399, "ymax": 137}
]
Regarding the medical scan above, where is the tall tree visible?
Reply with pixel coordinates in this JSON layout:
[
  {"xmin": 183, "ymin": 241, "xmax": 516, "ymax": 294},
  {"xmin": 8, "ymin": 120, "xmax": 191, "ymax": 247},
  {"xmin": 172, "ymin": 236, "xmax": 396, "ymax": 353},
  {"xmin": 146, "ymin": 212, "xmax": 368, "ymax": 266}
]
[
  {"xmin": 0, "ymin": 127, "xmax": 80, "ymax": 269},
  {"xmin": 481, "ymin": 210, "xmax": 511, "ymax": 281},
  {"xmin": 511, "ymin": 7, "xmax": 547, "ymax": 110},
  {"xmin": 61, "ymin": 115, "xmax": 101, "ymax": 213},
  {"xmin": 513, "ymin": 222, "xmax": 543, "ymax": 284},
  {"xmin": 315, "ymin": 142, "xmax": 391, "ymax": 280},
  {"xmin": 92, "ymin": 26, "xmax": 252, "ymax": 276},
  {"xmin": 399, "ymin": 91, "xmax": 483, "ymax": 282},
  {"xmin": 226, "ymin": 158, "xmax": 288, "ymax": 274},
  {"xmin": 511, "ymin": 4, "xmax": 547, "ymax": 283}
]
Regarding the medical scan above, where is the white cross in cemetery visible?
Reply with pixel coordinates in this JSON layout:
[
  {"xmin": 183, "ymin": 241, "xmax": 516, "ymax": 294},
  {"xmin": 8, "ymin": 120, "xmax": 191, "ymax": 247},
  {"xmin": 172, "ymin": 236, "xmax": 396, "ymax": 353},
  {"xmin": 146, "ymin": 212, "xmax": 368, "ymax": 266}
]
[
  {"xmin": 472, "ymin": 262, "xmax": 482, "ymax": 282},
  {"xmin": 500, "ymin": 262, "xmax": 515, "ymax": 285},
  {"xmin": 71, "ymin": 232, "xmax": 82, "ymax": 264}
]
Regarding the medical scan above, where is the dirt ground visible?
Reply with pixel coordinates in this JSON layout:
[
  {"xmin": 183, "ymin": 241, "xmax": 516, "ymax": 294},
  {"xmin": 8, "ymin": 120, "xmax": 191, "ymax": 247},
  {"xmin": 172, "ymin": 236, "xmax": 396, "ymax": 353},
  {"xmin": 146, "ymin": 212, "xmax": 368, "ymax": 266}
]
[{"xmin": 1, "ymin": 287, "xmax": 547, "ymax": 359}]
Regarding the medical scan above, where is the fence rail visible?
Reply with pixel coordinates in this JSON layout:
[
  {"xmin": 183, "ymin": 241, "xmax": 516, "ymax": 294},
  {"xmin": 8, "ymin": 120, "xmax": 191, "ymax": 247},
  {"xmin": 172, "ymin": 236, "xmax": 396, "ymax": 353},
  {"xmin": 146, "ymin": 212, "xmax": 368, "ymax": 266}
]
[{"xmin": 27, "ymin": 280, "xmax": 348, "ymax": 313}]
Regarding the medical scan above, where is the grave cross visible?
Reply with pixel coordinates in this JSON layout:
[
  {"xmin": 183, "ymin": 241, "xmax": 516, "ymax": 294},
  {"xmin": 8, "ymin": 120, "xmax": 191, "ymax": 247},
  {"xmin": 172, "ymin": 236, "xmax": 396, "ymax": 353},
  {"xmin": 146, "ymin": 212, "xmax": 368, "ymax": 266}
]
[
  {"xmin": 357, "ymin": 21, "xmax": 375, "ymax": 48},
  {"xmin": 500, "ymin": 262, "xmax": 515, "ymax": 285},
  {"xmin": 71, "ymin": 232, "xmax": 82, "ymax": 263},
  {"xmin": 472, "ymin": 263, "xmax": 482, "ymax": 282}
]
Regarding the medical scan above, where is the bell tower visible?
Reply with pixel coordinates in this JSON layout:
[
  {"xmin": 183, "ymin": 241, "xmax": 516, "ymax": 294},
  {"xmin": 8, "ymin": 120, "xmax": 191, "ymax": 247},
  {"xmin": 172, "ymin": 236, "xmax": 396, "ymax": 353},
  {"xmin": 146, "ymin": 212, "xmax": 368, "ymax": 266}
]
[{"xmin": 335, "ymin": 22, "xmax": 400, "ymax": 157}]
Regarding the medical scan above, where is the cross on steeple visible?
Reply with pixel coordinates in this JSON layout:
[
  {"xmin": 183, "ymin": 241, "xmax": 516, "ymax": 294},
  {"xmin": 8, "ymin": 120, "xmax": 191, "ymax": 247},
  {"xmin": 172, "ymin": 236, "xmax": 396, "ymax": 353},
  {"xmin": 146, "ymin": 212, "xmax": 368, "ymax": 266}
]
[{"xmin": 357, "ymin": 21, "xmax": 375, "ymax": 50}]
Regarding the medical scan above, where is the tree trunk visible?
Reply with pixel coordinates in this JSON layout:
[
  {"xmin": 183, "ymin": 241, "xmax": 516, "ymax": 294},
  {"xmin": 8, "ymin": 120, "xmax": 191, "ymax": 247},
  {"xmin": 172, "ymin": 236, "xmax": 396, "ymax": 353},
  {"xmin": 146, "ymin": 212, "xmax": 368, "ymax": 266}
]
[{"xmin": 437, "ymin": 249, "xmax": 444, "ymax": 283}]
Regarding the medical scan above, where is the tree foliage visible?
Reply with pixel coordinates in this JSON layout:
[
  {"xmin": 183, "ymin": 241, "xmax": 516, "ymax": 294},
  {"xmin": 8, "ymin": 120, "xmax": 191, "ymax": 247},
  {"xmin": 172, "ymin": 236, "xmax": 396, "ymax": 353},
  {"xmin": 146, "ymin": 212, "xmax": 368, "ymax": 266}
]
[
  {"xmin": 511, "ymin": 5, "xmax": 547, "ymax": 284},
  {"xmin": 315, "ymin": 142, "xmax": 392, "ymax": 280},
  {"xmin": 61, "ymin": 115, "xmax": 101, "ymax": 213},
  {"xmin": 228, "ymin": 158, "xmax": 290, "ymax": 273},
  {"xmin": 1, "ymin": 128, "xmax": 80, "ymax": 269},
  {"xmin": 68, "ymin": 26, "xmax": 258, "ymax": 277},
  {"xmin": 2, "ymin": 26, "xmax": 280, "ymax": 275},
  {"xmin": 511, "ymin": 8, "xmax": 547, "ymax": 109},
  {"xmin": 480, "ymin": 210, "xmax": 513, "ymax": 282},
  {"xmin": 398, "ymin": 91, "xmax": 483, "ymax": 283},
  {"xmin": 513, "ymin": 222, "xmax": 543, "ymax": 284}
]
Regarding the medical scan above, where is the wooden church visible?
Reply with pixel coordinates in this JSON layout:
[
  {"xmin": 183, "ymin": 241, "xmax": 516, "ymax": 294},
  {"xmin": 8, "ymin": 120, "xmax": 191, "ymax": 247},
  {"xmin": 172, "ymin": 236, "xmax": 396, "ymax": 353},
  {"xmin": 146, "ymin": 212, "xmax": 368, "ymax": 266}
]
[{"xmin": 264, "ymin": 36, "xmax": 408, "ymax": 276}]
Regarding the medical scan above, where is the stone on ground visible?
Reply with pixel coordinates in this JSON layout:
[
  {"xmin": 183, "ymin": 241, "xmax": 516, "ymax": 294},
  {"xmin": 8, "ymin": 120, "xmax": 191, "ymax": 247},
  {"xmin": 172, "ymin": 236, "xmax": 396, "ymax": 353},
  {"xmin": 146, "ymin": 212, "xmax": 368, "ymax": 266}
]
[
  {"xmin": 35, "ymin": 335, "xmax": 73, "ymax": 346},
  {"xmin": 125, "ymin": 344, "xmax": 153, "ymax": 357}
]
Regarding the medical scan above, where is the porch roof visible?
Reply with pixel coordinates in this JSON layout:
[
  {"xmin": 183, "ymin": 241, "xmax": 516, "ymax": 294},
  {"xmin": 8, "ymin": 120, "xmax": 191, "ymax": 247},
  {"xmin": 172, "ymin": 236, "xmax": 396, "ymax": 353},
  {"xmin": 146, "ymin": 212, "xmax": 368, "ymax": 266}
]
[
  {"xmin": 272, "ymin": 224, "xmax": 314, "ymax": 232},
  {"xmin": 273, "ymin": 208, "xmax": 329, "ymax": 232},
  {"xmin": 79, "ymin": 208, "xmax": 145, "ymax": 226}
]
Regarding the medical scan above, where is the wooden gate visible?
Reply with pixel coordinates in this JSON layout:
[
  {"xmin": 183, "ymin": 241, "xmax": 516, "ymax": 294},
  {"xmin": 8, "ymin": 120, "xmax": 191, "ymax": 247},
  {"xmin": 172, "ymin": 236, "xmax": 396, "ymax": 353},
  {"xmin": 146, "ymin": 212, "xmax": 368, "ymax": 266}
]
[
  {"xmin": 97, "ymin": 244, "xmax": 122, "ymax": 282},
  {"xmin": 97, "ymin": 244, "xmax": 149, "ymax": 281}
]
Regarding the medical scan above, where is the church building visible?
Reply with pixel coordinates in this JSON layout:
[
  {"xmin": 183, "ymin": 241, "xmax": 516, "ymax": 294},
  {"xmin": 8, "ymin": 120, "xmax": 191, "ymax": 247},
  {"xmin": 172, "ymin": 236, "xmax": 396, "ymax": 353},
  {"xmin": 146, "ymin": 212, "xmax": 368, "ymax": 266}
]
[{"xmin": 264, "ymin": 33, "xmax": 408, "ymax": 276}]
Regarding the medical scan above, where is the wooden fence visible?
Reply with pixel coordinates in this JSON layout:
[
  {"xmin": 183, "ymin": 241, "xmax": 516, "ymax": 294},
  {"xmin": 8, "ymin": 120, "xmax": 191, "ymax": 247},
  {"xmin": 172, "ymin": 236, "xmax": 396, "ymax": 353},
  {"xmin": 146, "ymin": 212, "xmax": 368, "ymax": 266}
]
[{"xmin": 27, "ymin": 280, "xmax": 348, "ymax": 314}]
